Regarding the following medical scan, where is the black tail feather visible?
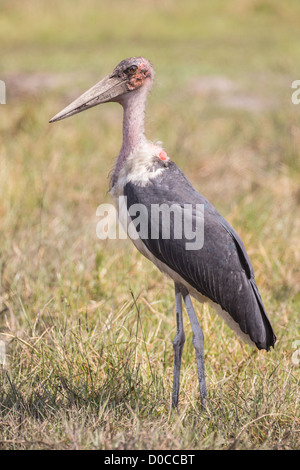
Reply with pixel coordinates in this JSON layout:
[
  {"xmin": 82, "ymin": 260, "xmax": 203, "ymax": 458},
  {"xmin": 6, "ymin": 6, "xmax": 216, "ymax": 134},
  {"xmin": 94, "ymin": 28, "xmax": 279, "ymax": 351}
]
[{"xmin": 250, "ymin": 279, "xmax": 276, "ymax": 351}]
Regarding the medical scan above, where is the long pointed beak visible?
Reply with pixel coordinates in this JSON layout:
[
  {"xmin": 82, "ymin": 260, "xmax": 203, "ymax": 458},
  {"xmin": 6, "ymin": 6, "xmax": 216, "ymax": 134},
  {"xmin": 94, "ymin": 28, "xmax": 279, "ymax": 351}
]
[{"xmin": 49, "ymin": 74, "xmax": 127, "ymax": 123}]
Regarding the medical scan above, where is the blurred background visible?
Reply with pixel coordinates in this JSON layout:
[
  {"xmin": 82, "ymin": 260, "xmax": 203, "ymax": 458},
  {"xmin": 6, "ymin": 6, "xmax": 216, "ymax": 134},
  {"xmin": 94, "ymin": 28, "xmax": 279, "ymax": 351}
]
[{"xmin": 0, "ymin": 0, "xmax": 299, "ymax": 450}]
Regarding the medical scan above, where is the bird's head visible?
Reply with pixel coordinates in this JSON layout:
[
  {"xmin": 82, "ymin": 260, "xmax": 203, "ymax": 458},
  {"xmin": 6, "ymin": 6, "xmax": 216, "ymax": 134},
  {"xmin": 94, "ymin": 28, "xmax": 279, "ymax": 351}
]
[{"xmin": 49, "ymin": 57, "xmax": 154, "ymax": 123}]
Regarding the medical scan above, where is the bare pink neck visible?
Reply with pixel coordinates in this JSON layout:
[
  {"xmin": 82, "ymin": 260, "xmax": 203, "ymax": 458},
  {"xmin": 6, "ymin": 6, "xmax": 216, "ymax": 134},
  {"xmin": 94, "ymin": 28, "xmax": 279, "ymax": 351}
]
[{"xmin": 111, "ymin": 87, "xmax": 148, "ymax": 186}]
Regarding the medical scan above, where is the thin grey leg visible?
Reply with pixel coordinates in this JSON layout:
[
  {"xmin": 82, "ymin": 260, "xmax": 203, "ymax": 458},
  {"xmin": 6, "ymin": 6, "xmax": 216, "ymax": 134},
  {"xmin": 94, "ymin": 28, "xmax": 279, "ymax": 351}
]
[
  {"xmin": 181, "ymin": 287, "xmax": 207, "ymax": 409},
  {"xmin": 172, "ymin": 282, "xmax": 185, "ymax": 408}
]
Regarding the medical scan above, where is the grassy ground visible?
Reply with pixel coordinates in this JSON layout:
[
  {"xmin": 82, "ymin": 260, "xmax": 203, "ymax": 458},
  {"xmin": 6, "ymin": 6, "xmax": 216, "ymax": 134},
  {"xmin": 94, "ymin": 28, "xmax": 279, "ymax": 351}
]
[{"xmin": 0, "ymin": 0, "xmax": 299, "ymax": 450}]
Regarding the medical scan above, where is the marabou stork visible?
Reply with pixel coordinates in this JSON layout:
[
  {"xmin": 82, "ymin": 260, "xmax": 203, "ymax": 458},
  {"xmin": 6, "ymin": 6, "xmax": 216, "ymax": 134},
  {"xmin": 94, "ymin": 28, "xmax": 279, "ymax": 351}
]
[{"xmin": 50, "ymin": 57, "xmax": 276, "ymax": 409}]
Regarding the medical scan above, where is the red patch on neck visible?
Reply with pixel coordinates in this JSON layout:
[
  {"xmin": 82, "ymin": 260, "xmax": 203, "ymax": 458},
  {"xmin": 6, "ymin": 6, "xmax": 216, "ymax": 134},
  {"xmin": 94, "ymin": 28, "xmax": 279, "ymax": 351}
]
[{"xmin": 159, "ymin": 150, "xmax": 167, "ymax": 161}]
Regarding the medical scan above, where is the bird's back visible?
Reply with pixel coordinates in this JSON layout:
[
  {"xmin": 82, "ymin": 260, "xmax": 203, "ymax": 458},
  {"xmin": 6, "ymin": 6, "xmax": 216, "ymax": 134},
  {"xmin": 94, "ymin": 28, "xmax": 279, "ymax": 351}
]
[{"xmin": 123, "ymin": 158, "xmax": 276, "ymax": 351}]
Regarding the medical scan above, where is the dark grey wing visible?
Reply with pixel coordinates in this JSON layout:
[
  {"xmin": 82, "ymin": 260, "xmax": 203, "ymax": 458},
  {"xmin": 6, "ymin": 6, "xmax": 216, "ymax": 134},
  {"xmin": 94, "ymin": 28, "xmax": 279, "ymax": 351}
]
[{"xmin": 124, "ymin": 161, "xmax": 276, "ymax": 350}]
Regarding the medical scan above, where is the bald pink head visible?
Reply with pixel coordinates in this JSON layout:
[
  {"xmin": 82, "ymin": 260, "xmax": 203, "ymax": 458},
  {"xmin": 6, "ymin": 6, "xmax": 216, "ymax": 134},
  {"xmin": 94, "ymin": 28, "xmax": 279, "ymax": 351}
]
[{"xmin": 112, "ymin": 57, "xmax": 154, "ymax": 92}]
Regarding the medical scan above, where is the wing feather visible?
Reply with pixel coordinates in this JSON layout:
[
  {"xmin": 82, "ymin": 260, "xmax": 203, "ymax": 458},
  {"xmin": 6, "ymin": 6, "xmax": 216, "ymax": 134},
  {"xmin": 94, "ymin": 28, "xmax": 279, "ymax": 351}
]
[{"xmin": 123, "ymin": 161, "xmax": 276, "ymax": 350}]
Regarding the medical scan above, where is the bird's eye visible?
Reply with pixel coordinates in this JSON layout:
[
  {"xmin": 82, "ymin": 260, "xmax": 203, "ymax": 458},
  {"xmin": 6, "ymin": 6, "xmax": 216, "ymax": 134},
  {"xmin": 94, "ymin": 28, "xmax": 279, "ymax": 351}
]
[{"xmin": 126, "ymin": 65, "xmax": 138, "ymax": 75}]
